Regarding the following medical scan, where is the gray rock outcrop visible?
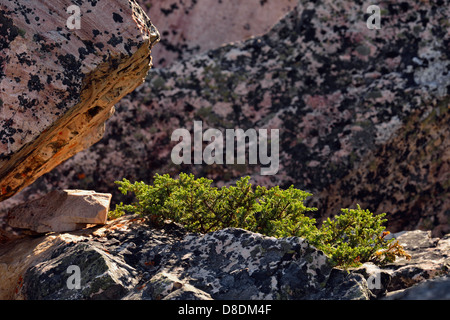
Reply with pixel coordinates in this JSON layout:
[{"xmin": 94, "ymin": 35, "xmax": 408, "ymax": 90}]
[
  {"xmin": 0, "ymin": 215, "xmax": 447, "ymax": 300},
  {"xmin": 385, "ymin": 276, "xmax": 450, "ymax": 300}
]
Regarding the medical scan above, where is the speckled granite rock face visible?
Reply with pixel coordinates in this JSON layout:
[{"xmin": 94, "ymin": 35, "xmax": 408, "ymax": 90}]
[
  {"xmin": 24, "ymin": 241, "xmax": 139, "ymax": 300},
  {"xmin": 2, "ymin": 0, "xmax": 449, "ymax": 236},
  {"xmin": 0, "ymin": 0, "xmax": 159, "ymax": 202},
  {"xmin": 136, "ymin": 0, "xmax": 296, "ymax": 67}
]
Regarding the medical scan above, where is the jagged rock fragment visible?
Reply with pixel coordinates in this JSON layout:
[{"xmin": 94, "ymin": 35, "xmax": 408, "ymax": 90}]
[{"xmin": 6, "ymin": 190, "xmax": 111, "ymax": 233}]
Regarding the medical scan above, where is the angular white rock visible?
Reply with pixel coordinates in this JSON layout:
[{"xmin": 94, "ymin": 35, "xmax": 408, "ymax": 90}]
[{"xmin": 6, "ymin": 190, "xmax": 111, "ymax": 233}]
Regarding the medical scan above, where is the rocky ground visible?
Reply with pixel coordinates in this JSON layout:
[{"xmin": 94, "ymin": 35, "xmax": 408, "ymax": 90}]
[{"xmin": 0, "ymin": 214, "xmax": 448, "ymax": 300}]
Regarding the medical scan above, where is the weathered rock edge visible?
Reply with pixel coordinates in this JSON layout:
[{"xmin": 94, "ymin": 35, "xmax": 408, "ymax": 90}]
[
  {"xmin": 5, "ymin": 189, "xmax": 111, "ymax": 233},
  {"xmin": 0, "ymin": 0, "xmax": 160, "ymax": 202}
]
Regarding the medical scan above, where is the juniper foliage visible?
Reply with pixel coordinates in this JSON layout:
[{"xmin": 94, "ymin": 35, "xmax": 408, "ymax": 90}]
[{"xmin": 111, "ymin": 173, "xmax": 410, "ymax": 268}]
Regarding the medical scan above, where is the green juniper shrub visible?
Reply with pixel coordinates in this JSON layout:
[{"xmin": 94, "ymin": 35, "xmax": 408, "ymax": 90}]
[
  {"xmin": 111, "ymin": 173, "xmax": 318, "ymax": 235},
  {"xmin": 110, "ymin": 173, "xmax": 410, "ymax": 268},
  {"xmin": 311, "ymin": 205, "xmax": 411, "ymax": 267}
]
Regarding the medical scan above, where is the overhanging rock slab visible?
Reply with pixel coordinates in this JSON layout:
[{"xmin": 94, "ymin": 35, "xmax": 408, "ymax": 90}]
[{"xmin": 0, "ymin": 0, "xmax": 160, "ymax": 201}]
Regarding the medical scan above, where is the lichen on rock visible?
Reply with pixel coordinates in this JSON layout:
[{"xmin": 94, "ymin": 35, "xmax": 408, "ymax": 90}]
[
  {"xmin": 1, "ymin": 215, "xmax": 447, "ymax": 300},
  {"xmin": 0, "ymin": 0, "xmax": 160, "ymax": 202}
]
